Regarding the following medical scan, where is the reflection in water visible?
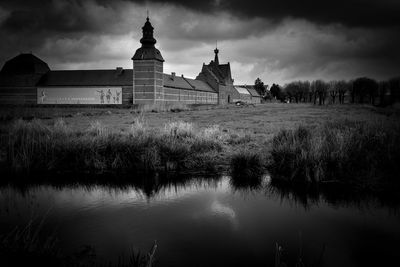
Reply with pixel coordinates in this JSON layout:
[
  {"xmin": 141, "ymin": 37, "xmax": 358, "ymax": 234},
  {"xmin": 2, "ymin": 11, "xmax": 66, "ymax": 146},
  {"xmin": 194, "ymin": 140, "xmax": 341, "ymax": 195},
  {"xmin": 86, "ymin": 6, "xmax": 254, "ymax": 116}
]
[
  {"xmin": 210, "ymin": 200, "xmax": 238, "ymax": 230},
  {"xmin": 1, "ymin": 174, "xmax": 400, "ymax": 267}
]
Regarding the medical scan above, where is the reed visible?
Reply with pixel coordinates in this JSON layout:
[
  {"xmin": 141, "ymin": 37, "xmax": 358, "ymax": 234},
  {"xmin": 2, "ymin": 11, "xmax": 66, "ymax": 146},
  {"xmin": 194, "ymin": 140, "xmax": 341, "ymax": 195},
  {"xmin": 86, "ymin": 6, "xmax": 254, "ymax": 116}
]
[
  {"xmin": 230, "ymin": 150, "xmax": 265, "ymax": 189},
  {"xmin": 4, "ymin": 119, "xmax": 226, "ymax": 176},
  {"xmin": 268, "ymin": 119, "xmax": 400, "ymax": 189}
]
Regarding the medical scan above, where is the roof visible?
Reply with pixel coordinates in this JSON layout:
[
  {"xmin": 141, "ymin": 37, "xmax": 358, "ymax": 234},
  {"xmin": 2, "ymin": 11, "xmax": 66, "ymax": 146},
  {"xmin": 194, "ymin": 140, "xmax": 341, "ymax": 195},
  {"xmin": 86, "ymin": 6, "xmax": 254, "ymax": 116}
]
[
  {"xmin": 206, "ymin": 64, "xmax": 225, "ymax": 83},
  {"xmin": 1, "ymin": 53, "xmax": 50, "ymax": 75},
  {"xmin": 132, "ymin": 17, "xmax": 164, "ymax": 61},
  {"xmin": 163, "ymin": 74, "xmax": 193, "ymax": 90},
  {"xmin": 234, "ymin": 86, "xmax": 250, "ymax": 95},
  {"xmin": 38, "ymin": 69, "xmax": 133, "ymax": 87},
  {"xmin": 218, "ymin": 64, "xmax": 231, "ymax": 79},
  {"xmin": 163, "ymin": 74, "xmax": 215, "ymax": 92},
  {"xmin": 247, "ymin": 88, "xmax": 260, "ymax": 97},
  {"xmin": 185, "ymin": 78, "xmax": 215, "ymax": 92},
  {"xmin": 202, "ymin": 62, "xmax": 233, "ymax": 86},
  {"xmin": 132, "ymin": 47, "xmax": 164, "ymax": 62},
  {"xmin": 237, "ymin": 85, "xmax": 261, "ymax": 97}
]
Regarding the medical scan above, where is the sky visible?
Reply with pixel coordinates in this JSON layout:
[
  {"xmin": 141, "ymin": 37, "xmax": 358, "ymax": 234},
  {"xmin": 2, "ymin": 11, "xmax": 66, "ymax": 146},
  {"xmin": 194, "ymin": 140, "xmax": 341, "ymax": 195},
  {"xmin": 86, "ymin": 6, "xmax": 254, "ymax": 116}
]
[{"xmin": 0, "ymin": 0, "xmax": 399, "ymax": 85}]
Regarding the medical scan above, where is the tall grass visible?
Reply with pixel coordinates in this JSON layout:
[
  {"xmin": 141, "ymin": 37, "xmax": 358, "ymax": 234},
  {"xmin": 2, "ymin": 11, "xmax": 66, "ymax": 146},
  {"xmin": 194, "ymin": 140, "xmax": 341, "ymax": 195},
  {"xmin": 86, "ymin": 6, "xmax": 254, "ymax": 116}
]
[
  {"xmin": 268, "ymin": 120, "xmax": 400, "ymax": 189},
  {"xmin": 4, "ymin": 118, "xmax": 227, "ymax": 176},
  {"xmin": 230, "ymin": 150, "xmax": 265, "ymax": 189}
]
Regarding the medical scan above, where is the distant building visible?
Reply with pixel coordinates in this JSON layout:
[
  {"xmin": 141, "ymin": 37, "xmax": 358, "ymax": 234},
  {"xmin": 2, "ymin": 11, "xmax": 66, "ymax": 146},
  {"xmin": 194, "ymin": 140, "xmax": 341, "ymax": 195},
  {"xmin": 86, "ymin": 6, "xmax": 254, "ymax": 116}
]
[
  {"xmin": 0, "ymin": 16, "xmax": 259, "ymax": 106},
  {"xmin": 236, "ymin": 85, "xmax": 262, "ymax": 104}
]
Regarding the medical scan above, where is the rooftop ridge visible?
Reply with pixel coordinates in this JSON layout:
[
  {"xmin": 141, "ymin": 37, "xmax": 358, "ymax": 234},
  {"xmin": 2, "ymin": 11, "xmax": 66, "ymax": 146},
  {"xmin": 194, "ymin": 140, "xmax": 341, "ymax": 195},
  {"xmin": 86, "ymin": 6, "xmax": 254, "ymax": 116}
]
[{"xmin": 181, "ymin": 75, "xmax": 196, "ymax": 89}]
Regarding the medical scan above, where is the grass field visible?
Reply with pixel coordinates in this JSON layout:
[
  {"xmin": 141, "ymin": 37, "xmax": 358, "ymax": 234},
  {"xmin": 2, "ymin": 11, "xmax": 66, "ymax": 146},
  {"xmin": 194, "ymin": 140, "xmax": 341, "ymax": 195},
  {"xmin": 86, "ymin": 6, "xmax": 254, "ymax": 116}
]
[
  {"xmin": 1, "ymin": 103, "xmax": 397, "ymax": 139},
  {"xmin": 1, "ymin": 103, "xmax": 399, "ymax": 187}
]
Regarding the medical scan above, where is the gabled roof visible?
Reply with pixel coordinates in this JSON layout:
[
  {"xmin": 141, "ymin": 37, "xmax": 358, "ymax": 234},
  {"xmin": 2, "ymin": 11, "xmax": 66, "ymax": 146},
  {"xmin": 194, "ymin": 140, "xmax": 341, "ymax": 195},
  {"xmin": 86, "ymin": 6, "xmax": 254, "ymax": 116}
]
[
  {"xmin": 234, "ymin": 86, "xmax": 250, "ymax": 95},
  {"xmin": 163, "ymin": 74, "xmax": 193, "ymax": 90},
  {"xmin": 206, "ymin": 64, "xmax": 226, "ymax": 83},
  {"xmin": 163, "ymin": 74, "xmax": 215, "ymax": 92},
  {"xmin": 202, "ymin": 61, "xmax": 233, "ymax": 86},
  {"xmin": 38, "ymin": 69, "xmax": 133, "ymax": 86},
  {"xmin": 247, "ymin": 88, "xmax": 260, "ymax": 97},
  {"xmin": 1, "ymin": 53, "xmax": 50, "ymax": 75},
  {"xmin": 236, "ymin": 85, "xmax": 261, "ymax": 97},
  {"xmin": 218, "ymin": 64, "xmax": 231, "ymax": 79},
  {"xmin": 185, "ymin": 78, "xmax": 215, "ymax": 92}
]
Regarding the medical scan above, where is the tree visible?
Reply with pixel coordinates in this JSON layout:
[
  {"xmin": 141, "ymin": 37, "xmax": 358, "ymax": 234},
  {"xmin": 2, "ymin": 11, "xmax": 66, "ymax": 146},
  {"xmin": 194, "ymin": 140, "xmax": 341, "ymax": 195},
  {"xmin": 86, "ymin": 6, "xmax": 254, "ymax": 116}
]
[
  {"xmin": 284, "ymin": 82, "xmax": 296, "ymax": 103},
  {"xmin": 336, "ymin": 80, "xmax": 349, "ymax": 104},
  {"xmin": 283, "ymin": 81, "xmax": 310, "ymax": 103},
  {"xmin": 254, "ymin": 78, "xmax": 266, "ymax": 97},
  {"xmin": 270, "ymin": 83, "xmax": 281, "ymax": 100},
  {"xmin": 311, "ymin": 80, "xmax": 328, "ymax": 105},
  {"xmin": 328, "ymin": 81, "xmax": 339, "ymax": 104},
  {"xmin": 389, "ymin": 77, "xmax": 400, "ymax": 104},
  {"xmin": 378, "ymin": 81, "xmax": 389, "ymax": 106},
  {"xmin": 299, "ymin": 81, "xmax": 310, "ymax": 102},
  {"xmin": 309, "ymin": 83, "xmax": 317, "ymax": 104},
  {"xmin": 353, "ymin": 77, "xmax": 378, "ymax": 104},
  {"xmin": 263, "ymin": 87, "xmax": 272, "ymax": 101}
]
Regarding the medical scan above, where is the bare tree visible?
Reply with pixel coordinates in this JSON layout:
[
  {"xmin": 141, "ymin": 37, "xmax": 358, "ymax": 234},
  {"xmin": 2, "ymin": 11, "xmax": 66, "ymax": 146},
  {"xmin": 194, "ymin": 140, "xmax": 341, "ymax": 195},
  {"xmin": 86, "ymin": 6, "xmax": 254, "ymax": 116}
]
[
  {"xmin": 336, "ymin": 80, "xmax": 349, "ymax": 104},
  {"xmin": 300, "ymin": 81, "xmax": 310, "ymax": 102},
  {"xmin": 312, "ymin": 80, "xmax": 328, "ymax": 105},
  {"xmin": 309, "ymin": 83, "xmax": 317, "ymax": 104},
  {"xmin": 328, "ymin": 81, "xmax": 339, "ymax": 104},
  {"xmin": 389, "ymin": 77, "xmax": 400, "ymax": 104}
]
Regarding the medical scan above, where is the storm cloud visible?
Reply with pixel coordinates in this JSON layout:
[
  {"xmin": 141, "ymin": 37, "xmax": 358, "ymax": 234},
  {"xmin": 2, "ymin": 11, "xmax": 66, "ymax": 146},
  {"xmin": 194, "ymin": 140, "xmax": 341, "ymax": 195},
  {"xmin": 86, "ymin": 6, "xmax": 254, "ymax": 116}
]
[{"xmin": 0, "ymin": 0, "xmax": 399, "ymax": 84}]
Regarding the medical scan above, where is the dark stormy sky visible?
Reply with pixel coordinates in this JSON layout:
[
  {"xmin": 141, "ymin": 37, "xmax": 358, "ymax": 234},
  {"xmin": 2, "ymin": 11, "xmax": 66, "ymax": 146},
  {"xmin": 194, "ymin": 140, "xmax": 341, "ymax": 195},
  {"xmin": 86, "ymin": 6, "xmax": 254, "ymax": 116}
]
[{"xmin": 0, "ymin": 0, "xmax": 399, "ymax": 85}]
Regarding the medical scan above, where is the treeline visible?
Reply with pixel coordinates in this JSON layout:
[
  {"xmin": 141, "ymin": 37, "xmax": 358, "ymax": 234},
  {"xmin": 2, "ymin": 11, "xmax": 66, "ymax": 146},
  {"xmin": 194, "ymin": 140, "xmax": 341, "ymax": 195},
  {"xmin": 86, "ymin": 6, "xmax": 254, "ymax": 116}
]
[{"xmin": 267, "ymin": 77, "xmax": 400, "ymax": 106}]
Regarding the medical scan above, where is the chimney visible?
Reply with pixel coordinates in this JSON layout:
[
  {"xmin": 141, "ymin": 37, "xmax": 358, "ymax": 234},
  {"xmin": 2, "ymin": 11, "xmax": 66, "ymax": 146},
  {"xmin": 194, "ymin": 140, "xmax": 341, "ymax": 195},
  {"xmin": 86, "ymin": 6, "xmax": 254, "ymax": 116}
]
[
  {"xmin": 171, "ymin": 72, "xmax": 176, "ymax": 80},
  {"xmin": 181, "ymin": 74, "xmax": 184, "ymax": 78},
  {"xmin": 116, "ymin": 67, "xmax": 123, "ymax": 75}
]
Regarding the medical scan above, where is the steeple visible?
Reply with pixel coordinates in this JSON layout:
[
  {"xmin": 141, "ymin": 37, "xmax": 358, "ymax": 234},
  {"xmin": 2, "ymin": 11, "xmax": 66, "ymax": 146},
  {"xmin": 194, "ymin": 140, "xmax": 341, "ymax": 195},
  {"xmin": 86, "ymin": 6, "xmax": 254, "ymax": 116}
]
[
  {"xmin": 140, "ymin": 15, "xmax": 157, "ymax": 48},
  {"xmin": 214, "ymin": 40, "xmax": 219, "ymax": 65},
  {"xmin": 132, "ymin": 14, "xmax": 164, "ymax": 62}
]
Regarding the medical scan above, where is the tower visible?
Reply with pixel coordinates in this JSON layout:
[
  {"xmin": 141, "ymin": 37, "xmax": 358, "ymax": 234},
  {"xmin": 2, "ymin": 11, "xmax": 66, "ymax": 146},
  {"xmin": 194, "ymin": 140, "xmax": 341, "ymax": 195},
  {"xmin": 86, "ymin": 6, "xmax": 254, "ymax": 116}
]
[{"xmin": 132, "ymin": 15, "xmax": 164, "ymax": 105}]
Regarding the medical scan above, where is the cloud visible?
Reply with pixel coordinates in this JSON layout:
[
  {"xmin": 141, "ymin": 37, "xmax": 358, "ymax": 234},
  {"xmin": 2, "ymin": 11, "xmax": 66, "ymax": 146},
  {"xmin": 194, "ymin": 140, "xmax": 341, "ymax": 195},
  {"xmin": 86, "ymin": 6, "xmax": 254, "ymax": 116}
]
[
  {"xmin": 119, "ymin": 0, "xmax": 400, "ymax": 27},
  {"xmin": 0, "ymin": 0, "xmax": 399, "ymax": 85}
]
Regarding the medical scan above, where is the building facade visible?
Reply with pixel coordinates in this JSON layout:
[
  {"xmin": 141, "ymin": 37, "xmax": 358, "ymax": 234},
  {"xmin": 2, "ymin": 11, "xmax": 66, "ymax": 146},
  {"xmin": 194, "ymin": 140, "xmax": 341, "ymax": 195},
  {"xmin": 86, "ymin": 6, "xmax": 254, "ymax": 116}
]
[{"xmin": 0, "ymin": 16, "xmax": 259, "ymax": 106}]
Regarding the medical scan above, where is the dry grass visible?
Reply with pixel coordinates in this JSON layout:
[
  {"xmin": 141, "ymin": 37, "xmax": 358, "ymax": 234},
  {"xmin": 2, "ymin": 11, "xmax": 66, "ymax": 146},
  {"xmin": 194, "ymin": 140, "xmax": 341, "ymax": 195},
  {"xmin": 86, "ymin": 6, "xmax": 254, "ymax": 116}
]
[
  {"xmin": 1, "ymin": 103, "xmax": 399, "ymax": 183},
  {"xmin": 268, "ymin": 119, "xmax": 400, "ymax": 189},
  {"xmin": 3, "ymin": 118, "xmax": 228, "ymax": 175},
  {"xmin": 2, "ymin": 103, "xmax": 396, "ymax": 137}
]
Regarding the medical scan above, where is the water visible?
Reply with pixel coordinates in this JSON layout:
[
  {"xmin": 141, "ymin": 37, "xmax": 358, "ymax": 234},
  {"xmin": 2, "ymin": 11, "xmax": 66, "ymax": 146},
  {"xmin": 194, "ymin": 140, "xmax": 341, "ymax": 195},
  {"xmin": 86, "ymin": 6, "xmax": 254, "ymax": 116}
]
[{"xmin": 1, "ymin": 175, "xmax": 399, "ymax": 267}]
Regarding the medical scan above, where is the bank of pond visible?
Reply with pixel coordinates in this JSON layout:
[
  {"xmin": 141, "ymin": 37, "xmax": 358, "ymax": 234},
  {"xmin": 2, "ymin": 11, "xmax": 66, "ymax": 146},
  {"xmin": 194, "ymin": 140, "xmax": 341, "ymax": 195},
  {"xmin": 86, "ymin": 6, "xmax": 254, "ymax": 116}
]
[{"xmin": 1, "ymin": 117, "xmax": 399, "ymax": 193}]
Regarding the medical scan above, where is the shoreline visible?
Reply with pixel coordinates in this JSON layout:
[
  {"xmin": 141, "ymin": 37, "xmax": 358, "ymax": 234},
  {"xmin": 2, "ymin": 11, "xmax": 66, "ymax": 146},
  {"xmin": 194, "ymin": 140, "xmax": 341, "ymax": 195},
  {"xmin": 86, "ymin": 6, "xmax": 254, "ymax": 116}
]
[{"xmin": 1, "ymin": 104, "xmax": 399, "ymax": 195}]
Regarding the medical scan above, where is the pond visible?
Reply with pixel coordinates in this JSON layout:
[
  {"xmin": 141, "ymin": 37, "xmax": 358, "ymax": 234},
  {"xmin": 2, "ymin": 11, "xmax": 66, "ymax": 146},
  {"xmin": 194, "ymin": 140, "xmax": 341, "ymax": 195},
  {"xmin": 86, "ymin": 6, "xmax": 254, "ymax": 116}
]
[{"xmin": 0, "ymin": 175, "xmax": 399, "ymax": 267}]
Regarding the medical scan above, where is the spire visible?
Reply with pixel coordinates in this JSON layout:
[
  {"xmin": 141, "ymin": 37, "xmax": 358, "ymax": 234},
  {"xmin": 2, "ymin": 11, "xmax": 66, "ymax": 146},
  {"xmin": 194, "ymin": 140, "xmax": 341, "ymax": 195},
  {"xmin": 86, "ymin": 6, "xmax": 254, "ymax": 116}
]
[
  {"xmin": 140, "ymin": 14, "xmax": 156, "ymax": 48},
  {"xmin": 214, "ymin": 40, "xmax": 219, "ymax": 65},
  {"xmin": 132, "ymin": 13, "xmax": 164, "ymax": 62}
]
